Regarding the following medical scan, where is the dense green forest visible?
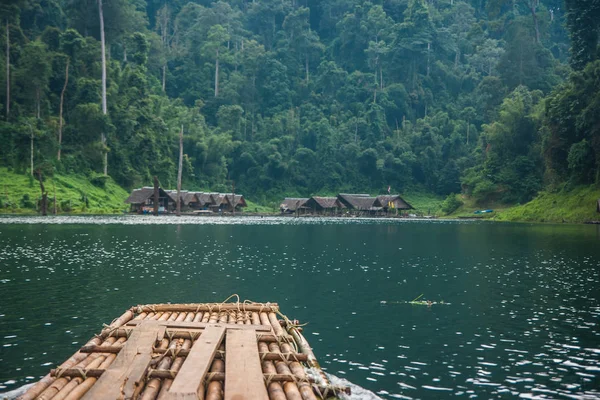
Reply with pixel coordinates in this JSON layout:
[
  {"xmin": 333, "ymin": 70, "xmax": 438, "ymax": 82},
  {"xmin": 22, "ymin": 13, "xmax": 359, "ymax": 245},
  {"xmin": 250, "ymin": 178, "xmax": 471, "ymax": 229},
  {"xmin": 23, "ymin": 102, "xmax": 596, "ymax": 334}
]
[{"xmin": 0, "ymin": 0, "xmax": 598, "ymax": 206}]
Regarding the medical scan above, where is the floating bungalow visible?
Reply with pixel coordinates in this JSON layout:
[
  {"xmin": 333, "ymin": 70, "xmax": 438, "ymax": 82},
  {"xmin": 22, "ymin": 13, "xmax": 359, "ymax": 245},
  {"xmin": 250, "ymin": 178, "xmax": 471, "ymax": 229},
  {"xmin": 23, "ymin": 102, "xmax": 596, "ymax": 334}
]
[
  {"xmin": 125, "ymin": 189, "xmax": 247, "ymax": 214},
  {"xmin": 279, "ymin": 198, "xmax": 309, "ymax": 214},
  {"xmin": 278, "ymin": 193, "xmax": 413, "ymax": 216},
  {"xmin": 304, "ymin": 197, "xmax": 345, "ymax": 215},
  {"xmin": 20, "ymin": 301, "xmax": 348, "ymax": 400},
  {"xmin": 125, "ymin": 187, "xmax": 174, "ymax": 213},
  {"xmin": 375, "ymin": 195, "xmax": 414, "ymax": 212},
  {"xmin": 208, "ymin": 193, "xmax": 247, "ymax": 213},
  {"xmin": 337, "ymin": 194, "xmax": 381, "ymax": 214}
]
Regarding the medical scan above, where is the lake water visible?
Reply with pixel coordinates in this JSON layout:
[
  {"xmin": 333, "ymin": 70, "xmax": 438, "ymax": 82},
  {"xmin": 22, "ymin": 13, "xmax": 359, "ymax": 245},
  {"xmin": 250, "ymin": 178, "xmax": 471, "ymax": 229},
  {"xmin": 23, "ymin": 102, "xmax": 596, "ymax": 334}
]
[{"xmin": 0, "ymin": 216, "xmax": 599, "ymax": 399}]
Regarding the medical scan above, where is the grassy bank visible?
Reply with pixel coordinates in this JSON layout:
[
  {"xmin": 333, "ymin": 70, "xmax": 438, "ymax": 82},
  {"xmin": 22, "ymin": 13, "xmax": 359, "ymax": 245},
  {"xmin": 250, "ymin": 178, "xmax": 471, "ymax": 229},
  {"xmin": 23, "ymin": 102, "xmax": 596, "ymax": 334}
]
[
  {"xmin": 0, "ymin": 168, "xmax": 129, "ymax": 214},
  {"xmin": 444, "ymin": 195, "xmax": 511, "ymax": 220},
  {"xmin": 402, "ymin": 191, "xmax": 445, "ymax": 215},
  {"xmin": 494, "ymin": 185, "xmax": 600, "ymax": 223}
]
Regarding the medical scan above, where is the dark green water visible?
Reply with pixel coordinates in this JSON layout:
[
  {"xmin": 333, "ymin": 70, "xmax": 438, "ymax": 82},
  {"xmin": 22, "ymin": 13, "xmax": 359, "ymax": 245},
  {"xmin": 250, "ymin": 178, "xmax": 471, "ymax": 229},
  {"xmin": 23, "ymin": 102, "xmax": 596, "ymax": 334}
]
[{"xmin": 0, "ymin": 216, "xmax": 599, "ymax": 399}]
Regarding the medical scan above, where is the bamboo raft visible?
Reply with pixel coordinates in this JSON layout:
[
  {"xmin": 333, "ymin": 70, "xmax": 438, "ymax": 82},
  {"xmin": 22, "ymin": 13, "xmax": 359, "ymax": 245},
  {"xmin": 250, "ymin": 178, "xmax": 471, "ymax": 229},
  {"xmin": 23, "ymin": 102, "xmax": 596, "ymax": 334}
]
[{"xmin": 19, "ymin": 301, "xmax": 349, "ymax": 400}]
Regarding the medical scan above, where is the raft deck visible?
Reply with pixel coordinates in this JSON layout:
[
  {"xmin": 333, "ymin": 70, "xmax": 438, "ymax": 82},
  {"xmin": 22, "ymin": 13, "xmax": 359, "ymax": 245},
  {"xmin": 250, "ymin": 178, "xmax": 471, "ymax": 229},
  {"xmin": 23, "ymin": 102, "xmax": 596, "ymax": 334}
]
[{"xmin": 20, "ymin": 302, "xmax": 349, "ymax": 400}]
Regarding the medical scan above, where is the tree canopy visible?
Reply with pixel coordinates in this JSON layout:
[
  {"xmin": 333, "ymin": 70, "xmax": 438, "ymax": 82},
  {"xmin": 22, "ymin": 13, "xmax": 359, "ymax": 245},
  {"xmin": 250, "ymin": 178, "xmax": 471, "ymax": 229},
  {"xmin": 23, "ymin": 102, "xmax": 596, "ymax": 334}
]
[{"xmin": 0, "ymin": 0, "xmax": 597, "ymax": 204}]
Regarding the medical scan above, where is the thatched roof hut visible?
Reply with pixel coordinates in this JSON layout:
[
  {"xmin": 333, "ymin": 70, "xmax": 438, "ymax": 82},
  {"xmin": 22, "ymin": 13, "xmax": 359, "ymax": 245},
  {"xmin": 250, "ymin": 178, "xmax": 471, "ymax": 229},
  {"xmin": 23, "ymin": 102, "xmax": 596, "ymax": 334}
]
[
  {"xmin": 125, "ymin": 187, "xmax": 174, "ymax": 213},
  {"xmin": 206, "ymin": 193, "xmax": 247, "ymax": 211},
  {"xmin": 125, "ymin": 187, "xmax": 170, "ymax": 204},
  {"xmin": 375, "ymin": 195, "xmax": 413, "ymax": 210},
  {"xmin": 280, "ymin": 198, "xmax": 309, "ymax": 213},
  {"xmin": 337, "ymin": 194, "xmax": 379, "ymax": 211},
  {"xmin": 224, "ymin": 194, "xmax": 247, "ymax": 209},
  {"xmin": 196, "ymin": 193, "xmax": 214, "ymax": 207},
  {"xmin": 305, "ymin": 197, "xmax": 344, "ymax": 212}
]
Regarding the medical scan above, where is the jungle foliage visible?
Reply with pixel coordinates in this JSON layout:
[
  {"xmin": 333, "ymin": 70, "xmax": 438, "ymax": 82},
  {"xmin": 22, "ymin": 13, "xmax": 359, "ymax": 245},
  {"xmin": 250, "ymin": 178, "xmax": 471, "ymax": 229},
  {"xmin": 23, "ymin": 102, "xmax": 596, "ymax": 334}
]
[{"xmin": 0, "ymin": 0, "xmax": 597, "ymax": 204}]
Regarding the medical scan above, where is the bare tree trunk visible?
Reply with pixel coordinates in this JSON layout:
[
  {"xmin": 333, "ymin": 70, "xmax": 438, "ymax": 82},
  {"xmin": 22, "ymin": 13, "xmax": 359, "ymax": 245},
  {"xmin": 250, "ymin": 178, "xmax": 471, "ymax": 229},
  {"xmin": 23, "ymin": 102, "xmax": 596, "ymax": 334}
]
[
  {"xmin": 58, "ymin": 60, "xmax": 69, "ymax": 161},
  {"xmin": 153, "ymin": 176, "xmax": 159, "ymax": 216},
  {"xmin": 160, "ymin": 4, "xmax": 168, "ymax": 92},
  {"xmin": 36, "ymin": 87, "xmax": 40, "ymax": 119},
  {"xmin": 467, "ymin": 119, "xmax": 470, "ymax": 145},
  {"xmin": 379, "ymin": 64, "xmax": 383, "ymax": 89},
  {"xmin": 531, "ymin": 5, "xmax": 540, "ymax": 43},
  {"xmin": 37, "ymin": 171, "xmax": 47, "ymax": 216},
  {"xmin": 305, "ymin": 53, "xmax": 309, "ymax": 83},
  {"xmin": 214, "ymin": 47, "xmax": 219, "ymax": 97},
  {"xmin": 30, "ymin": 131, "xmax": 34, "ymax": 177},
  {"xmin": 176, "ymin": 125, "xmax": 183, "ymax": 216},
  {"xmin": 427, "ymin": 42, "xmax": 431, "ymax": 77},
  {"xmin": 52, "ymin": 179, "xmax": 57, "ymax": 215},
  {"xmin": 5, "ymin": 19, "xmax": 9, "ymax": 119},
  {"xmin": 231, "ymin": 181, "xmax": 235, "ymax": 216},
  {"xmin": 520, "ymin": 0, "xmax": 540, "ymax": 43},
  {"xmin": 98, "ymin": 0, "xmax": 108, "ymax": 176}
]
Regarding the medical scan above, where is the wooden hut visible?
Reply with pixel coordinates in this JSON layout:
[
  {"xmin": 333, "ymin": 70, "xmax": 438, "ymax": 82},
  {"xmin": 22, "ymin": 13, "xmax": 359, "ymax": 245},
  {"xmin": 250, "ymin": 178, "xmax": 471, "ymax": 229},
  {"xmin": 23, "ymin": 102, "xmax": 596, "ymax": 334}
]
[
  {"xmin": 165, "ymin": 190, "xmax": 187, "ymax": 211},
  {"xmin": 305, "ymin": 197, "xmax": 344, "ymax": 215},
  {"xmin": 196, "ymin": 193, "xmax": 215, "ymax": 209},
  {"xmin": 375, "ymin": 195, "xmax": 414, "ymax": 214},
  {"xmin": 184, "ymin": 192, "xmax": 203, "ymax": 210},
  {"xmin": 224, "ymin": 194, "xmax": 247, "ymax": 212},
  {"xmin": 280, "ymin": 198, "xmax": 309, "ymax": 214},
  {"xmin": 125, "ymin": 187, "xmax": 174, "ymax": 214},
  {"xmin": 337, "ymin": 194, "xmax": 381, "ymax": 214},
  {"xmin": 208, "ymin": 193, "xmax": 226, "ymax": 212},
  {"xmin": 208, "ymin": 193, "xmax": 247, "ymax": 212}
]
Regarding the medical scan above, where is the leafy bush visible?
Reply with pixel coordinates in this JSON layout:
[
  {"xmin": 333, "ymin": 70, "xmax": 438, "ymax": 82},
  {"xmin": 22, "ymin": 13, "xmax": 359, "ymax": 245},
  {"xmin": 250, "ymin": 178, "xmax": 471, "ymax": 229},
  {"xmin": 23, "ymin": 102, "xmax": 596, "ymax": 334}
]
[
  {"xmin": 20, "ymin": 194, "xmax": 35, "ymax": 209},
  {"xmin": 441, "ymin": 193, "xmax": 464, "ymax": 215},
  {"xmin": 90, "ymin": 175, "xmax": 108, "ymax": 189},
  {"xmin": 60, "ymin": 200, "xmax": 72, "ymax": 212}
]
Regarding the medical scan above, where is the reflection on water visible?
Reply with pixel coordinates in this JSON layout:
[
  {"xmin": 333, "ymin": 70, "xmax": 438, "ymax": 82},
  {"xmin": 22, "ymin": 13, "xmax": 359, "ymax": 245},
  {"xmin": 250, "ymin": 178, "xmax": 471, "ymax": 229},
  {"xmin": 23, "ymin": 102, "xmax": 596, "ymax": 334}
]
[{"xmin": 0, "ymin": 218, "xmax": 599, "ymax": 399}]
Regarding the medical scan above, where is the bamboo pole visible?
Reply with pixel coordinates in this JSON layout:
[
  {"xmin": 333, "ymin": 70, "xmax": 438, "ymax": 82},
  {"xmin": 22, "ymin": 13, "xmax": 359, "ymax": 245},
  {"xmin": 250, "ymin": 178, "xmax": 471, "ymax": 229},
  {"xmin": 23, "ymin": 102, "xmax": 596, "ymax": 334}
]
[
  {"xmin": 24, "ymin": 310, "xmax": 133, "ymax": 399},
  {"xmin": 78, "ymin": 344, "xmax": 309, "ymax": 361},
  {"xmin": 155, "ymin": 335, "xmax": 194, "ymax": 399},
  {"xmin": 58, "ymin": 338, "xmax": 127, "ymax": 400},
  {"xmin": 218, "ymin": 311, "xmax": 228, "ymax": 323},
  {"xmin": 40, "ymin": 337, "xmax": 122, "ymax": 400},
  {"xmin": 280, "ymin": 343, "xmax": 317, "ymax": 400},
  {"xmin": 258, "ymin": 342, "xmax": 288, "ymax": 400},
  {"xmin": 158, "ymin": 312, "xmax": 172, "ymax": 321},
  {"xmin": 43, "ymin": 355, "xmax": 106, "ymax": 400},
  {"xmin": 205, "ymin": 344, "xmax": 225, "ymax": 400},
  {"xmin": 22, "ymin": 307, "xmax": 132, "ymax": 400},
  {"xmin": 201, "ymin": 312, "xmax": 210, "ymax": 323},
  {"xmin": 287, "ymin": 326, "xmax": 330, "ymax": 387},
  {"xmin": 139, "ymin": 337, "xmax": 182, "ymax": 400},
  {"xmin": 134, "ymin": 303, "xmax": 279, "ymax": 313},
  {"xmin": 51, "ymin": 369, "xmax": 319, "ymax": 384},
  {"xmin": 268, "ymin": 342, "xmax": 303, "ymax": 400}
]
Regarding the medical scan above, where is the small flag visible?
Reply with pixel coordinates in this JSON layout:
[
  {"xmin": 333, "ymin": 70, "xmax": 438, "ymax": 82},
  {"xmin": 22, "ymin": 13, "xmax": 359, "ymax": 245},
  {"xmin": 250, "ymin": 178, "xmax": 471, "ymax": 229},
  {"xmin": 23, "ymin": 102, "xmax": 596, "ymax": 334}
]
[{"xmin": 387, "ymin": 185, "xmax": 391, "ymax": 193}]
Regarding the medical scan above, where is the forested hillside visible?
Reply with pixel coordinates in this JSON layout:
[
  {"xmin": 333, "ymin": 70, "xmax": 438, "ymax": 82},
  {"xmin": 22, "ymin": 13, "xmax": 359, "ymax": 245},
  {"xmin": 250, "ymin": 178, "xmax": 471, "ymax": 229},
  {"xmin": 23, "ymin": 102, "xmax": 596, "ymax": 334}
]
[{"xmin": 0, "ymin": 0, "xmax": 598, "ymax": 205}]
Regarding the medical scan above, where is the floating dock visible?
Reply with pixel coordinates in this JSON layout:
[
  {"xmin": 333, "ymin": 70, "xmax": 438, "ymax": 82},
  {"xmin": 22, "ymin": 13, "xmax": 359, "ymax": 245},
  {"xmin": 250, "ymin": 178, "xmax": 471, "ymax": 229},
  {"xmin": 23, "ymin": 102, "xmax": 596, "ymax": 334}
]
[{"xmin": 20, "ymin": 301, "xmax": 349, "ymax": 400}]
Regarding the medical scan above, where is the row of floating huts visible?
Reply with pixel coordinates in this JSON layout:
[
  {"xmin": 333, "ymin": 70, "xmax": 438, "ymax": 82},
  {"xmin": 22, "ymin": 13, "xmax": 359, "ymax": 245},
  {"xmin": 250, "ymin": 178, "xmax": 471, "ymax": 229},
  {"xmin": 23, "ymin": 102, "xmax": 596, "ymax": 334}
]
[
  {"xmin": 280, "ymin": 193, "xmax": 413, "ymax": 216},
  {"xmin": 125, "ymin": 187, "xmax": 247, "ymax": 214}
]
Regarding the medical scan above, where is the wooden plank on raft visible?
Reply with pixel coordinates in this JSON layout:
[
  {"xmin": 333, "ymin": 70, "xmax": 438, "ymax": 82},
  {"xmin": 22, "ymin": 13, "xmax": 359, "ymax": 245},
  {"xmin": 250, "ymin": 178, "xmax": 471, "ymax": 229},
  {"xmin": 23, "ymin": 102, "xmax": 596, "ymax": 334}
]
[
  {"xmin": 82, "ymin": 320, "xmax": 165, "ymax": 400},
  {"xmin": 166, "ymin": 325, "xmax": 226, "ymax": 400},
  {"xmin": 126, "ymin": 320, "xmax": 272, "ymax": 332},
  {"xmin": 225, "ymin": 329, "xmax": 269, "ymax": 400}
]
